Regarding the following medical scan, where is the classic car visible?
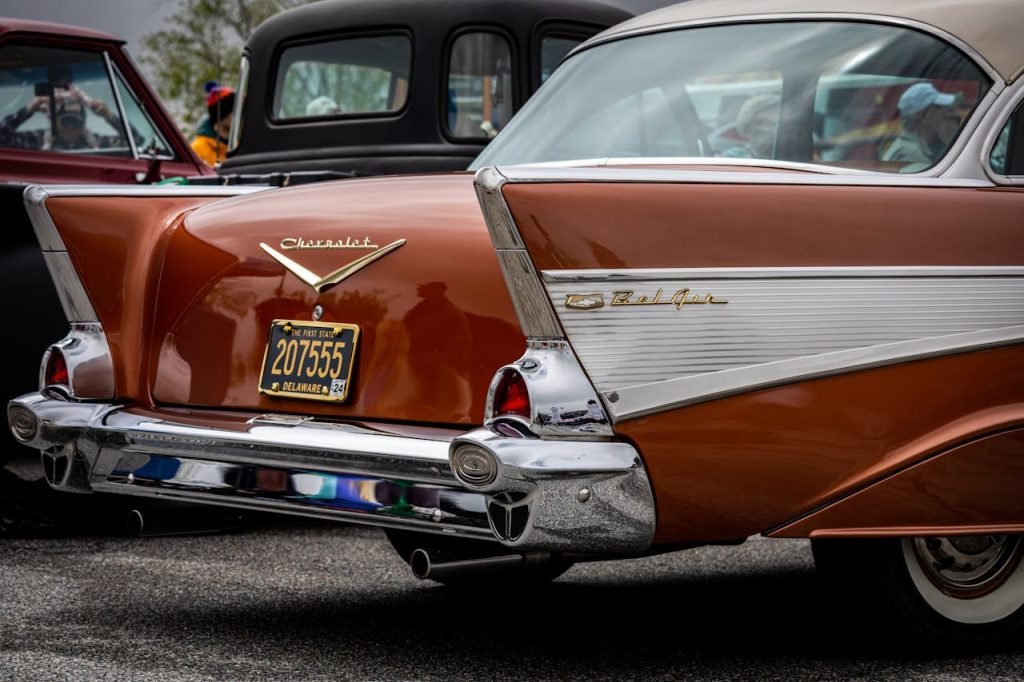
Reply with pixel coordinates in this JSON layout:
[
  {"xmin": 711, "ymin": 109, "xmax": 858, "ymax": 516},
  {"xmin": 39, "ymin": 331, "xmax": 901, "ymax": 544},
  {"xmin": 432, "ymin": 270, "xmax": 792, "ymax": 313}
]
[
  {"xmin": 8, "ymin": 0, "xmax": 1024, "ymax": 644},
  {"xmin": 218, "ymin": 0, "xmax": 633, "ymax": 178},
  {"xmin": 0, "ymin": 17, "xmax": 213, "ymax": 525}
]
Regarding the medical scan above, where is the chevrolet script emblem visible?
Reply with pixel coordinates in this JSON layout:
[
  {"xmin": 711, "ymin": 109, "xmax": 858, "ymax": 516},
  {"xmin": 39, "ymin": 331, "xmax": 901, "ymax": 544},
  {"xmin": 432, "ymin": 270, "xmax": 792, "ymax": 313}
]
[{"xmin": 260, "ymin": 238, "xmax": 405, "ymax": 293}]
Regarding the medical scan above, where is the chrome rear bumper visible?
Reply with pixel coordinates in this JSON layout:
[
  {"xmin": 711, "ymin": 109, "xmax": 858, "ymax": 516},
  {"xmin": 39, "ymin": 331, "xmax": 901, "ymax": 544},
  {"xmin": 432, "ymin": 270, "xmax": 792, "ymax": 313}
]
[{"xmin": 8, "ymin": 393, "xmax": 655, "ymax": 553}]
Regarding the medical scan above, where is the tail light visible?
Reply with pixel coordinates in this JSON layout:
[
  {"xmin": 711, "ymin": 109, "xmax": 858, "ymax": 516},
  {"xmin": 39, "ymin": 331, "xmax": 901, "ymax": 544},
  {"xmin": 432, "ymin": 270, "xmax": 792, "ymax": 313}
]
[
  {"xmin": 42, "ymin": 347, "xmax": 69, "ymax": 389},
  {"xmin": 491, "ymin": 368, "xmax": 530, "ymax": 419}
]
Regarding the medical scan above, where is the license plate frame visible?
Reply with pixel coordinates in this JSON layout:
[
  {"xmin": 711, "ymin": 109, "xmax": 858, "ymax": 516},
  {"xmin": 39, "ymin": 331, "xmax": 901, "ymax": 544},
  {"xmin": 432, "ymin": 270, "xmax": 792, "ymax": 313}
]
[{"xmin": 258, "ymin": 320, "xmax": 360, "ymax": 403}]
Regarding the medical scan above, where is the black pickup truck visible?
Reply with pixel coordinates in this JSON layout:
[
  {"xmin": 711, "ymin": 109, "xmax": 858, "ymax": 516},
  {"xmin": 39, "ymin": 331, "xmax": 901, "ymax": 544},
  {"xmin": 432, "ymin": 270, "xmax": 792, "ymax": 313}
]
[{"xmin": 216, "ymin": 0, "xmax": 633, "ymax": 182}]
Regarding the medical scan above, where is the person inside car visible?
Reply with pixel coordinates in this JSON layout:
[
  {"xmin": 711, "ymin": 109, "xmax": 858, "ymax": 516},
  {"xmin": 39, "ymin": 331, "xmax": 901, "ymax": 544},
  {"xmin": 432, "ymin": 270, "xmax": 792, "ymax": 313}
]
[
  {"xmin": 0, "ymin": 85, "xmax": 125, "ymax": 151},
  {"xmin": 882, "ymin": 82, "xmax": 962, "ymax": 166},
  {"xmin": 716, "ymin": 94, "xmax": 781, "ymax": 159}
]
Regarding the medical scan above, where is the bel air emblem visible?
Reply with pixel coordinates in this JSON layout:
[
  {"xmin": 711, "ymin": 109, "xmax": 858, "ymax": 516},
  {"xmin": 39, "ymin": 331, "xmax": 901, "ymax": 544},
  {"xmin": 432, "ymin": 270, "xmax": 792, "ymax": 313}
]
[
  {"xmin": 566, "ymin": 288, "xmax": 728, "ymax": 311},
  {"xmin": 260, "ymin": 238, "xmax": 405, "ymax": 293}
]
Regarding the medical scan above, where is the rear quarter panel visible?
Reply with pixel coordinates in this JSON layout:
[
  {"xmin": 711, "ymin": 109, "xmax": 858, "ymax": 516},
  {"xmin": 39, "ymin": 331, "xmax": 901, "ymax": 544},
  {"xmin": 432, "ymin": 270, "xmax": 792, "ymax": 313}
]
[{"xmin": 501, "ymin": 179, "xmax": 1024, "ymax": 543}]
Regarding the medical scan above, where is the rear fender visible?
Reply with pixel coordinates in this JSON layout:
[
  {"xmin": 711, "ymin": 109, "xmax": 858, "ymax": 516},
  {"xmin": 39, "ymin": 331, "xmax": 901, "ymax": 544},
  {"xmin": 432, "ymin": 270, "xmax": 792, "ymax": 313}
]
[{"xmin": 22, "ymin": 185, "xmax": 268, "ymax": 401}]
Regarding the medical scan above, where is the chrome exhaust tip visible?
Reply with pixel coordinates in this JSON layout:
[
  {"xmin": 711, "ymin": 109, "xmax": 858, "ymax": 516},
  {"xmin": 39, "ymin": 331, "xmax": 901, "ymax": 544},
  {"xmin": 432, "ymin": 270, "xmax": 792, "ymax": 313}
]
[{"xmin": 409, "ymin": 547, "xmax": 530, "ymax": 581}]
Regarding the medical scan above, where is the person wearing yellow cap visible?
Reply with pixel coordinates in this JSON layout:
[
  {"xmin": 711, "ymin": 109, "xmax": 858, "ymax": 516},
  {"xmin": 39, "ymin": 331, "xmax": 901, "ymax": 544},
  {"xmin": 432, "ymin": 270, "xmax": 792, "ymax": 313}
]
[{"xmin": 190, "ymin": 81, "xmax": 236, "ymax": 166}]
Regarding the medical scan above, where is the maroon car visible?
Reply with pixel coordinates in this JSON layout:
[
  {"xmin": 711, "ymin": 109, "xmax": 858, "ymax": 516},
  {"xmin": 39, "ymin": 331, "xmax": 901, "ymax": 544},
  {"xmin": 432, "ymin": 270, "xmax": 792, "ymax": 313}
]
[{"xmin": 0, "ymin": 17, "xmax": 213, "ymax": 530}]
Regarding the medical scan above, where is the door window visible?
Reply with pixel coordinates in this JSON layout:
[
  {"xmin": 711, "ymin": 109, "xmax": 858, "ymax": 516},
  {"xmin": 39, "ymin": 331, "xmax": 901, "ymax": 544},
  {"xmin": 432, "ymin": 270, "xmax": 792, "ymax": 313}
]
[{"xmin": 0, "ymin": 43, "xmax": 132, "ymax": 157}]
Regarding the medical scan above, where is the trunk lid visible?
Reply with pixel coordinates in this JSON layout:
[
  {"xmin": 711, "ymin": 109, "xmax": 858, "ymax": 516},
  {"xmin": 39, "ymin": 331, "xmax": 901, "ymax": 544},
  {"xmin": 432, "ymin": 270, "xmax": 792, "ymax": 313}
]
[{"xmin": 150, "ymin": 173, "xmax": 522, "ymax": 425}]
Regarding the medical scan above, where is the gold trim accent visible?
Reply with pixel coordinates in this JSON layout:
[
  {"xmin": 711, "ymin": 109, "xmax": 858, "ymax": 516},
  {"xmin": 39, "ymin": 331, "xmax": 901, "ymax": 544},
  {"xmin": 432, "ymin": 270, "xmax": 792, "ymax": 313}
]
[
  {"xmin": 610, "ymin": 288, "xmax": 728, "ymax": 309},
  {"xmin": 260, "ymin": 239, "xmax": 406, "ymax": 293},
  {"xmin": 565, "ymin": 293, "xmax": 605, "ymax": 310}
]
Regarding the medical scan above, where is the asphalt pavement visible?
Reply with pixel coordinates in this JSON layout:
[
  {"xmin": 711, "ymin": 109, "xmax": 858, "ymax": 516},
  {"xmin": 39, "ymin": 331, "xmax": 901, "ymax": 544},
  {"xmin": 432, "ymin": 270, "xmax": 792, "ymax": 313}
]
[{"xmin": 1, "ymin": 521, "xmax": 1022, "ymax": 681}]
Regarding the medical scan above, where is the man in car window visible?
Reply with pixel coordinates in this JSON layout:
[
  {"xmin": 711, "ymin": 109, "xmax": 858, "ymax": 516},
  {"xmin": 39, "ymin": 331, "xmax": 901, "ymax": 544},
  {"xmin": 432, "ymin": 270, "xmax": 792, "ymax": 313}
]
[
  {"xmin": 0, "ymin": 85, "xmax": 125, "ymax": 151},
  {"xmin": 883, "ymin": 82, "xmax": 962, "ymax": 165}
]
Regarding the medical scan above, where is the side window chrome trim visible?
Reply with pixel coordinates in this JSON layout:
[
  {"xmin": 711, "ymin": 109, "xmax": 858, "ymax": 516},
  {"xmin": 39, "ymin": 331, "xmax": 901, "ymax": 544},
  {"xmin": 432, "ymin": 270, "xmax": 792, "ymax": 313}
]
[
  {"xmin": 980, "ymin": 77, "xmax": 1024, "ymax": 186},
  {"xmin": 102, "ymin": 52, "xmax": 139, "ymax": 160},
  {"xmin": 495, "ymin": 165, "xmax": 993, "ymax": 188}
]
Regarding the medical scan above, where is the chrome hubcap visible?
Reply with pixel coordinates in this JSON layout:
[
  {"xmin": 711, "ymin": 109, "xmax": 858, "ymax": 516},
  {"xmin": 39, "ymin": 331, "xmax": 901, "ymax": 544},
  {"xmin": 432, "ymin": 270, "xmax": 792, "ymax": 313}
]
[{"xmin": 912, "ymin": 535, "xmax": 1023, "ymax": 599}]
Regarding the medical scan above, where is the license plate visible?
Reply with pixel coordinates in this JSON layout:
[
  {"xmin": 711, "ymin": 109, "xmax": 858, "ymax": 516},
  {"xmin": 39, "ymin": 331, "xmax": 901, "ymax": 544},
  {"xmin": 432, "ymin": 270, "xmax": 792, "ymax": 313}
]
[{"xmin": 259, "ymin": 320, "xmax": 359, "ymax": 402}]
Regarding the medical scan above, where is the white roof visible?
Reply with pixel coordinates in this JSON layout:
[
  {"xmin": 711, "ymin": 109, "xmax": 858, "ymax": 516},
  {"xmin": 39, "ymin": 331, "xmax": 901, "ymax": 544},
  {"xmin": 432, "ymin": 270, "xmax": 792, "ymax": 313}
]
[{"xmin": 597, "ymin": 0, "xmax": 1023, "ymax": 83}]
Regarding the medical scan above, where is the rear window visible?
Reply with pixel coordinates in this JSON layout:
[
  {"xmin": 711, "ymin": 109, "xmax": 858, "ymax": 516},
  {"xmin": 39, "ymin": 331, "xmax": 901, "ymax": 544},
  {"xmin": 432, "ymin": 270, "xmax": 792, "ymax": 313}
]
[
  {"xmin": 273, "ymin": 35, "xmax": 412, "ymax": 120},
  {"xmin": 446, "ymin": 32, "xmax": 513, "ymax": 140},
  {"xmin": 473, "ymin": 21, "xmax": 991, "ymax": 174}
]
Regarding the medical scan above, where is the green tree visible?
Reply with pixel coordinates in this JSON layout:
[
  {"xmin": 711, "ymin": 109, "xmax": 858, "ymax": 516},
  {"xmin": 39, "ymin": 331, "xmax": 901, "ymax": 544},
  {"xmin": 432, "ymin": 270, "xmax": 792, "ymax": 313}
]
[{"xmin": 141, "ymin": 0, "xmax": 312, "ymax": 132}]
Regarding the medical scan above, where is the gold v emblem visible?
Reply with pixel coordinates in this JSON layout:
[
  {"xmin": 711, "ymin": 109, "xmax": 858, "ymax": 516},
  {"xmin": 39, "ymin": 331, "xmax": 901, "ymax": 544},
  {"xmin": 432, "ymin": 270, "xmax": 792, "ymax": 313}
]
[{"xmin": 260, "ymin": 239, "xmax": 406, "ymax": 293}]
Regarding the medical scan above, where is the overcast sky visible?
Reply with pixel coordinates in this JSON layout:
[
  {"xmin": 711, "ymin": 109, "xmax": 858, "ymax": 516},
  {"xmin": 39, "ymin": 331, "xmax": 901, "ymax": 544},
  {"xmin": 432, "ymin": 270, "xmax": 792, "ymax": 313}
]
[{"xmin": 0, "ymin": 0, "xmax": 677, "ymax": 53}]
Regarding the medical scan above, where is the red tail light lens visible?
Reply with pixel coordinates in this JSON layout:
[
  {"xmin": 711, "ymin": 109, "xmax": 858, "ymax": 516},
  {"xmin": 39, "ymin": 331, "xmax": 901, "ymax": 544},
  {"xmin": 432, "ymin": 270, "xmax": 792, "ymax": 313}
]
[
  {"xmin": 44, "ymin": 348, "xmax": 69, "ymax": 388},
  {"xmin": 492, "ymin": 369, "xmax": 530, "ymax": 419}
]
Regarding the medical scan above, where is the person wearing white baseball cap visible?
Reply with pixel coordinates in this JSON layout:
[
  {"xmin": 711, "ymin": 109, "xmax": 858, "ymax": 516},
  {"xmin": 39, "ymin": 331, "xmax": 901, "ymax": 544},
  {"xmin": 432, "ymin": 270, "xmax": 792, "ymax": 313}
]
[{"xmin": 882, "ymin": 82, "xmax": 963, "ymax": 166}]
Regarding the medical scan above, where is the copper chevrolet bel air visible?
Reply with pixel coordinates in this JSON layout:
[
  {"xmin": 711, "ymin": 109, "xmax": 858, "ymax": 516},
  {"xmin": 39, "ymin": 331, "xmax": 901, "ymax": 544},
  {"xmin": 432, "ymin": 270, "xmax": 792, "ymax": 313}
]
[{"xmin": 9, "ymin": 0, "xmax": 1024, "ymax": 645}]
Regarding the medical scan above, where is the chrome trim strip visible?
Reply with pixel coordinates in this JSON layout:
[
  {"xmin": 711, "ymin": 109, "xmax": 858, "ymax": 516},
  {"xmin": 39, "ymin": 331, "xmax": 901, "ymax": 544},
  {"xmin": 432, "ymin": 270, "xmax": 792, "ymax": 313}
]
[
  {"xmin": 609, "ymin": 325, "xmax": 1024, "ymax": 421},
  {"xmin": 41, "ymin": 323, "xmax": 115, "ymax": 398},
  {"xmin": 40, "ymin": 252, "xmax": 97, "ymax": 323},
  {"xmin": 476, "ymin": 167, "xmax": 564, "ymax": 338},
  {"xmin": 23, "ymin": 185, "xmax": 66, "ymax": 251},
  {"xmin": 486, "ymin": 340, "xmax": 613, "ymax": 438},
  {"xmin": 577, "ymin": 13, "xmax": 1003, "ymax": 86},
  {"xmin": 27, "ymin": 185, "xmax": 270, "ymax": 197},
  {"xmin": 103, "ymin": 53, "xmax": 139, "ymax": 160},
  {"xmin": 474, "ymin": 166, "xmax": 524, "ymax": 249},
  {"xmin": 495, "ymin": 251, "xmax": 563, "ymax": 338},
  {"xmin": 507, "ymin": 157, "xmax": 876, "ymax": 175},
  {"xmin": 495, "ymin": 165, "xmax": 992, "ymax": 188},
  {"xmin": 545, "ymin": 266, "xmax": 1024, "ymax": 282},
  {"xmin": 980, "ymin": 77, "xmax": 1024, "ymax": 186}
]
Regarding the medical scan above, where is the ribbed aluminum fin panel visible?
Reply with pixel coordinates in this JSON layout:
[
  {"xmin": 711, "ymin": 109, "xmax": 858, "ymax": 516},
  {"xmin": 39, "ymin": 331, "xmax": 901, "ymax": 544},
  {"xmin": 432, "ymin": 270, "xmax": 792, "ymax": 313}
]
[{"xmin": 544, "ymin": 271, "xmax": 1024, "ymax": 401}]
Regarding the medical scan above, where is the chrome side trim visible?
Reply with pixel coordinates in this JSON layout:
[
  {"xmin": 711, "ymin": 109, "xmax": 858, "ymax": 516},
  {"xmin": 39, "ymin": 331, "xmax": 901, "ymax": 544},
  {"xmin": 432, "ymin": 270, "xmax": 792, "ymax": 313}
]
[
  {"xmin": 541, "ymin": 267, "xmax": 1024, "ymax": 421},
  {"xmin": 495, "ymin": 251, "xmax": 563, "ymax": 339},
  {"xmin": 486, "ymin": 340, "xmax": 613, "ymax": 438},
  {"xmin": 27, "ymin": 184, "xmax": 270, "ymax": 197},
  {"xmin": 40, "ymin": 252, "xmax": 97, "ymax": 323},
  {"xmin": 451, "ymin": 428, "xmax": 655, "ymax": 553},
  {"xmin": 495, "ymin": 165, "xmax": 992, "ymax": 188},
  {"xmin": 23, "ymin": 185, "xmax": 66, "ymax": 251},
  {"xmin": 474, "ymin": 166, "xmax": 524, "ymax": 248},
  {"xmin": 545, "ymin": 266, "xmax": 1024, "ymax": 282},
  {"xmin": 40, "ymin": 323, "xmax": 115, "ymax": 399},
  {"xmin": 475, "ymin": 168, "xmax": 563, "ymax": 338}
]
